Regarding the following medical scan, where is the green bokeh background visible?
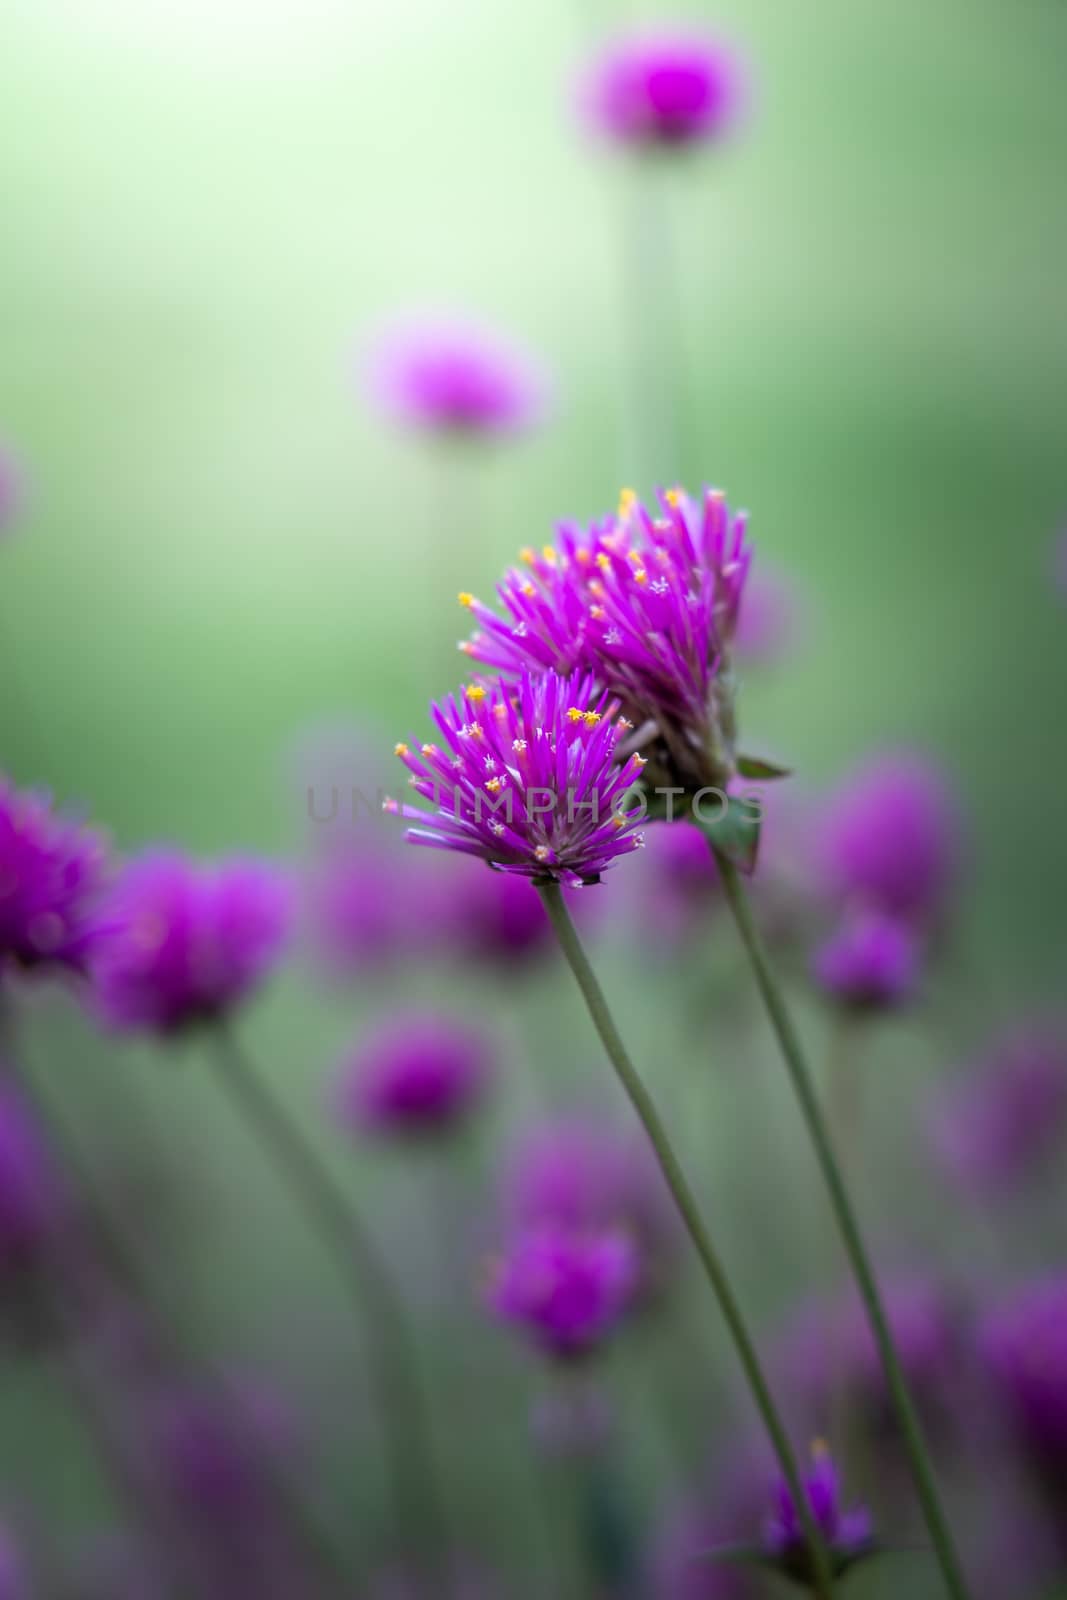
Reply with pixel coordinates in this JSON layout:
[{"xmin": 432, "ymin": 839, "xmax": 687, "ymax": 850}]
[{"xmin": 3, "ymin": 0, "xmax": 1067, "ymax": 1583}]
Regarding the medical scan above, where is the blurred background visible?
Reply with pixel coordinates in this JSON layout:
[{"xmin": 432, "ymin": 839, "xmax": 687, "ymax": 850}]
[{"xmin": 3, "ymin": 0, "xmax": 1067, "ymax": 1595}]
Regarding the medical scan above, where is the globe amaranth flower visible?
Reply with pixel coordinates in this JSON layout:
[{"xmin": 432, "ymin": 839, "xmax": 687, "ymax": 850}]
[
  {"xmin": 333, "ymin": 1013, "xmax": 493, "ymax": 1138},
  {"xmin": 91, "ymin": 852, "xmax": 292, "ymax": 1034},
  {"xmin": 486, "ymin": 1224, "xmax": 639, "ymax": 1359},
  {"xmin": 979, "ymin": 1275, "xmax": 1067, "ymax": 1476},
  {"xmin": 459, "ymin": 487, "xmax": 752, "ymax": 793},
  {"xmin": 812, "ymin": 909, "xmax": 920, "ymax": 1012},
  {"xmin": 367, "ymin": 315, "xmax": 547, "ymax": 438},
  {"xmin": 0, "ymin": 778, "xmax": 110, "ymax": 976},
  {"xmin": 928, "ymin": 1025, "xmax": 1067, "ymax": 1196},
  {"xmin": 580, "ymin": 29, "xmax": 745, "ymax": 150},
  {"xmin": 503, "ymin": 1113, "xmax": 680, "ymax": 1300},
  {"xmin": 386, "ymin": 670, "xmax": 647, "ymax": 887},
  {"xmin": 818, "ymin": 752, "xmax": 962, "ymax": 926},
  {"xmin": 763, "ymin": 1442, "xmax": 873, "ymax": 1586}
]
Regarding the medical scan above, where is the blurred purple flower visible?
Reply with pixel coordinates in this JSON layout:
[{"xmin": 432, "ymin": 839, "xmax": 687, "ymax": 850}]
[
  {"xmin": 812, "ymin": 909, "xmax": 920, "ymax": 1012},
  {"xmin": 334, "ymin": 1013, "xmax": 493, "ymax": 1139},
  {"xmin": 503, "ymin": 1113, "xmax": 680, "ymax": 1300},
  {"xmin": 0, "ymin": 446, "xmax": 22, "ymax": 533},
  {"xmin": 0, "ymin": 778, "xmax": 110, "ymax": 977},
  {"xmin": 929, "ymin": 1025, "xmax": 1067, "ymax": 1195},
  {"xmin": 979, "ymin": 1275, "xmax": 1067, "ymax": 1472},
  {"xmin": 387, "ymin": 670, "xmax": 646, "ymax": 887},
  {"xmin": 818, "ymin": 751, "xmax": 963, "ymax": 926},
  {"xmin": 776, "ymin": 1274, "xmax": 962, "ymax": 1438},
  {"xmin": 649, "ymin": 1448, "xmax": 769, "ymax": 1599},
  {"xmin": 580, "ymin": 29, "xmax": 746, "ymax": 150},
  {"xmin": 632, "ymin": 822, "xmax": 721, "ymax": 944},
  {"xmin": 486, "ymin": 1224, "xmax": 638, "ymax": 1359},
  {"xmin": 427, "ymin": 855, "xmax": 554, "ymax": 967},
  {"xmin": 763, "ymin": 1442, "xmax": 873, "ymax": 1583},
  {"xmin": 303, "ymin": 837, "xmax": 408, "ymax": 979},
  {"xmin": 367, "ymin": 316, "xmax": 547, "ymax": 438},
  {"xmin": 732, "ymin": 568, "xmax": 806, "ymax": 668},
  {"xmin": 91, "ymin": 852, "xmax": 292, "ymax": 1034}
]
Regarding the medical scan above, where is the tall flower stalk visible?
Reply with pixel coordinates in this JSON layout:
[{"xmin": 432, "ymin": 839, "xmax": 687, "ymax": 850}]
[
  {"xmin": 536, "ymin": 881, "xmax": 836, "ymax": 1599},
  {"xmin": 711, "ymin": 847, "xmax": 971, "ymax": 1600}
]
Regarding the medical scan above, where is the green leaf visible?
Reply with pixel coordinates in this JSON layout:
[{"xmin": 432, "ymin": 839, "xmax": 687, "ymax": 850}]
[
  {"xmin": 736, "ymin": 754, "xmax": 793, "ymax": 780},
  {"xmin": 693, "ymin": 794, "xmax": 762, "ymax": 876}
]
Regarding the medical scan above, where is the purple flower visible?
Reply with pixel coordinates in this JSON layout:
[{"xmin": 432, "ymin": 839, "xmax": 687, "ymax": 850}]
[
  {"xmin": 0, "ymin": 445, "xmax": 22, "ymax": 533},
  {"xmin": 929, "ymin": 1025, "xmax": 1067, "ymax": 1195},
  {"xmin": 91, "ymin": 852, "xmax": 291, "ymax": 1034},
  {"xmin": 503, "ymin": 1113, "xmax": 680, "ymax": 1299},
  {"xmin": 427, "ymin": 855, "xmax": 555, "ymax": 967},
  {"xmin": 386, "ymin": 670, "xmax": 647, "ymax": 887},
  {"xmin": 818, "ymin": 752, "xmax": 962, "ymax": 926},
  {"xmin": 776, "ymin": 1274, "xmax": 962, "ymax": 1440},
  {"xmin": 763, "ymin": 1443, "xmax": 873, "ymax": 1583},
  {"xmin": 303, "ymin": 837, "xmax": 408, "ymax": 979},
  {"xmin": 0, "ymin": 778, "xmax": 110, "ymax": 976},
  {"xmin": 732, "ymin": 568, "xmax": 805, "ymax": 667},
  {"xmin": 811, "ymin": 909, "xmax": 920, "ymax": 1011},
  {"xmin": 979, "ymin": 1275, "xmax": 1067, "ymax": 1471},
  {"xmin": 334, "ymin": 1013, "xmax": 493, "ymax": 1138},
  {"xmin": 486, "ymin": 1224, "xmax": 639, "ymax": 1359},
  {"xmin": 367, "ymin": 316, "xmax": 547, "ymax": 438},
  {"xmin": 580, "ymin": 29, "xmax": 745, "ymax": 150},
  {"xmin": 460, "ymin": 488, "xmax": 752, "ymax": 791}
]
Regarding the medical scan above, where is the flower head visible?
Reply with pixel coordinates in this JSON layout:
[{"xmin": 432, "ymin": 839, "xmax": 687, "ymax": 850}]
[
  {"xmin": 581, "ymin": 29, "xmax": 745, "ymax": 150},
  {"xmin": 503, "ymin": 1113, "xmax": 680, "ymax": 1299},
  {"xmin": 818, "ymin": 752, "xmax": 962, "ymax": 925},
  {"xmin": 367, "ymin": 315, "xmax": 546, "ymax": 438},
  {"xmin": 0, "ymin": 778, "xmax": 110, "ymax": 976},
  {"xmin": 763, "ymin": 1442, "xmax": 873, "ymax": 1584},
  {"xmin": 461, "ymin": 488, "xmax": 751, "ymax": 792},
  {"xmin": 387, "ymin": 670, "xmax": 646, "ymax": 887},
  {"xmin": 929, "ymin": 1025, "xmax": 1067, "ymax": 1195},
  {"xmin": 91, "ymin": 852, "xmax": 292, "ymax": 1035},
  {"xmin": 812, "ymin": 909, "xmax": 920, "ymax": 1012},
  {"xmin": 334, "ymin": 1013, "xmax": 493, "ymax": 1138},
  {"xmin": 486, "ymin": 1224, "xmax": 638, "ymax": 1359},
  {"xmin": 979, "ymin": 1274, "xmax": 1067, "ymax": 1468}
]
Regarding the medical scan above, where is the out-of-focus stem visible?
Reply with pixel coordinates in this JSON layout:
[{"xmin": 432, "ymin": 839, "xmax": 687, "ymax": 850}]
[
  {"xmin": 537, "ymin": 881, "xmax": 835, "ymax": 1600},
  {"xmin": 712, "ymin": 848, "xmax": 972, "ymax": 1600},
  {"xmin": 209, "ymin": 1027, "xmax": 450, "ymax": 1588}
]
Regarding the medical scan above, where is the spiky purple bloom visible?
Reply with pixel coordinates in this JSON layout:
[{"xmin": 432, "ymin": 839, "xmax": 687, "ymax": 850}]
[
  {"xmin": 387, "ymin": 670, "xmax": 646, "ymax": 887},
  {"xmin": 0, "ymin": 778, "xmax": 110, "ymax": 976},
  {"xmin": 979, "ymin": 1275, "xmax": 1067, "ymax": 1472},
  {"xmin": 460, "ymin": 488, "xmax": 751, "ymax": 791},
  {"xmin": 929, "ymin": 1025, "xmax": 1067, "ymax": 1195},
  {"xmin": 763, "ymin": 1443, "xmax": 873, "ymax": 1584},
  {"xmin": 812, "ymin": 909, "xmax": 920, "ymax": 1012},
  {"xmin": 503, "ymin": 1114, "xmax": 679, "ymax": 1299},
  {"xmin": 367, "ymin": 316, "xmax": 546, "ymax": 438},
  {"xmin": 91, "ymin": 852, "xmax": 291, "ymax": 1034},
  {"xmin": 487, "ymin": 1224, "xmax": 639, "ymax": 1359},
  {"xmin": 334, "ymin": 1013, "xmax": 493, "ymax": 1138},
  {"xmin": 818, "ymin": 752, "xmax": 962, "ymax": 926},
  {"xmin": 580, "ymin": 29, "xmax": 745, "ymax": 150}
]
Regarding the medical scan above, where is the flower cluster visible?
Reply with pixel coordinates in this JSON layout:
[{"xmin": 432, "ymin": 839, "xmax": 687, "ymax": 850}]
[
  {"xmin": 91, "ymin": 852, "xmax": 292, "ymax": 1035},
  {"xmin": 387, "ymin": 669, "xmax": 647, "ymax": 886},
  {"xmin": 367, "ymin": 316, "xmax": 546, "ymax": 439},
  {"xmin": 457, "ymin": 487, "xmax": 751, "ymax": 795},
  {"xmin": 334, "ymin": 1013, "xmax": 493, "ymax": 1139},
  {"xmin": 486, "ymin": 1223, "xmax": 639, "ymax": 1359},
  {"xmin": 0, "ymin": 777, "xmax": 110, "ymax": 976},
  {"xmin": 581, "ymin": 30, "xmax": 745, "ymax": 150}
]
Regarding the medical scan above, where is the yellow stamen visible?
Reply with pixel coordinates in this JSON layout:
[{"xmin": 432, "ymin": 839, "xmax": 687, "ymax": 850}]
[
  {"xmin": 633, "ymin": 568, "xmax": 647, "ymax": 585},
  {"xmin": 485, "ymin": 777, "xmax": 503, "ymax": 794},
  {"xmin": 534, "ymin": 845, "xmax": 551, "ymax": 861},
  {"xmin": 541, "ymin": 544, "xmax": 557, "ymax": 566},
  {"xmin": 519, "ymin": 546, "xmax": 535, "ymax": 565},
  {"xmin": 596, "ymin": 552, "xmax": 611, "ymax": 571},
  {"xmin": 420, "ymin": 744, "xmax": 437, "ymax": 757},
  {"xmin": 617, "ymin": 487, "xmax": 637, "ymax": 517},
  {"xmin": 394, "ymin": 742, "xmax": 409, "ymax": 757},
  {"xmin": 458, "ymin": 591, "xmax": 475, "ymax": 608},
  {"xmin": 665, "ymin": 487, "xmax": 683, "ymax": 508},
  {"xmin": 583, "ymin": 711, "xmax": 602, "ymax": 728},
  {"xmin": 566, "ymin": 707, "xmax": 585, "ymax": 723},
  {"xmin": 589, "ymin": 605, "xmax": 605, "ymax": 620},
  {"xmin": 466, "ymin": 684, "xmax": 487, "ymax": 701},
  {"xmin": 521, "ymin": 582, "xmax": 535, "ymax": 597}
]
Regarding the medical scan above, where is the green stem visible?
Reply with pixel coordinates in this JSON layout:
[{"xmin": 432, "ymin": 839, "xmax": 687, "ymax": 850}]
[
  {"xmin": 537, "ymin": 882, "xmax": 835, "ymax": 1600},
  {"xmin": 210, "ymin": 1027, "xmax": 450, "ymax": 1586},
  {"xmin": 711, "ymin": 848, "xmax": 971, "ymax": 1600}
]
